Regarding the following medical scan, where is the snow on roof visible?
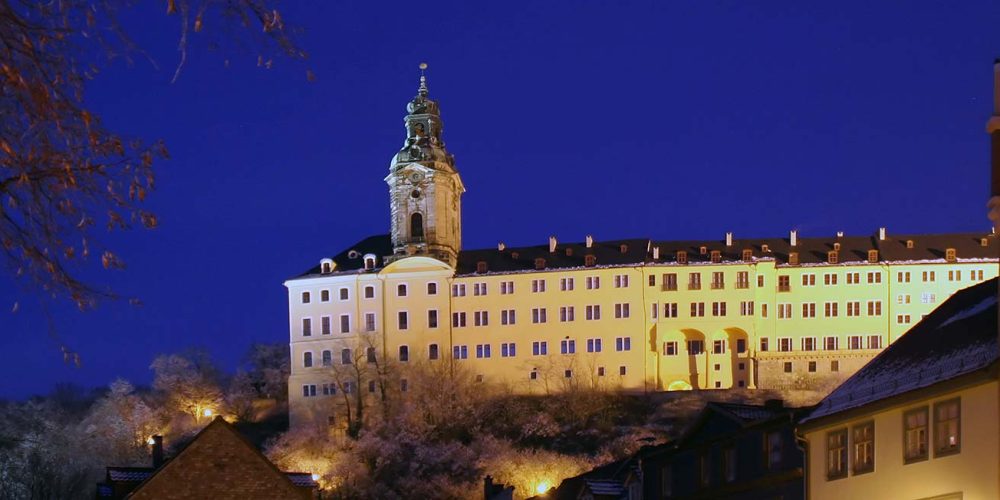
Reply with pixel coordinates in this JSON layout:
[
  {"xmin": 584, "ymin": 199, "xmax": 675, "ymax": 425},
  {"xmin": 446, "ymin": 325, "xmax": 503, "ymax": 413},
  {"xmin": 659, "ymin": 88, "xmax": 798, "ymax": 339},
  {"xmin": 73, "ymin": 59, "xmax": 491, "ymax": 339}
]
[{"xmin": 803, "ymin": 278, "xmax": 999, "ymax": 424}]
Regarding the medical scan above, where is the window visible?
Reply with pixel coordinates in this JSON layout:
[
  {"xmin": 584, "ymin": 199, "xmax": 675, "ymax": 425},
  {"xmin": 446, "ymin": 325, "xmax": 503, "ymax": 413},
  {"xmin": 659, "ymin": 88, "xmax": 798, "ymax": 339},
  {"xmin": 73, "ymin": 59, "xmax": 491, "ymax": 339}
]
[
  {"xmin": 531, "ymin": 308, "xmax": 547, "ymax": 323},
  {"xmin": 823, "ymin": 336, "xmax": 838, "ymax": 350},
  {"xmin": 828, "ymin": 250, "xmax": 839, "ymax": 264},
  {"xmin": 766, "ymin": 431, "xmax": 783, "ymax": 469},
  {"xmin": 691, "ymin": 302, "xmax": 705, "ymax": 317},
  {"xmin": 651, "ymin": 303, "xmax": 658, "ymax": 319},
  {"xmin": 321, "ymin": 316, "xmax": 332, "ymax": 335},
  {"xmin": 663, "ymin": 341, "xmax": 678, "ymax": 355},
  {"xmin": 341, "ymin": 348, "xmax": 352, "ymax": 365},
  {"xmin": 777, "ymin": 303, "xmax": 791, "ymax": 319},
  {"xmin": 783, "ymin": 362, "xmax": 792, "ymax": 373},
  {"xmin": 821, "ymin": 302, "xmax": 837, "ymax": 317},
  {"xmin": 663, "ymin": 303, "xmax": 678, "ymax": 318},
  {"xmin": 847, "ymin": 301, "xmax": 861, "ymax": 317},
  {"xmin": 867, "ymin": 300, "xmax": 882, "ymax": 316},
  {"xmin": 619, "ymin": 365, "xmax": 627, "ymax": 376},
  {"xmin": 397, "ymin": 284, "xmax": 407, "ymax": 296},
  {"xmin": 688, "ymin": 273, "xmax": 702, "ymax": 290},
  {"xmin": 614, "ymin": 274, "xmax": 630, "ymax": 288},
  {"xmin": 535, "ymin": 258, "xmax": 546, "ymax": 270},
  {"xmin": 736, "ymin": 338, "xmax": 746, "ymax": 353},
  {"xmin": 564, "ymin": 369, "xmax": 573, "ymax": 378},
  {"xmin": 473, "ymin": 282, "xmax": 488, "ymax": 296},
  {"xmin": 500, "ymin": 281, "xmax": 514, "ymax": 294},
  {"xmin": 687, "ymin": 340, "xmax": 704, "ymax": 355},
  {"xmin": 801, "ymin": 337, "xmax": 817, "ymax": 351},
  {"xmin": 453, "ymin": 345, "xmax": 469, "ymax": 359},
  {"xmin": 897, "ymin": 294, "xmax": 911, "ymax": 305},
  {"xmin": 301, "ymin": 318, "xmax": 312, "ymax": 336},
  {"xmin": 897, "ymin": 271, "xmax": 911, "ymax": 283},
  {"xmin": 711, "ymin": 302, "xmax": 727, "ymax": 317},
  {"xmin": 778, "ymin": 338, "xmax": 793, "ymax": 352},
  {"xmin": 777, "ymin": 275, "xmax": 790, "ymax": 292},
  {"xmin": 614, "ymin": 303, "xmax": 630, "ymax": 318},
  {"xmin": 321, "ymin": 350, "xmax": 332, "ymax": 367},
  {"xmin": 302, "ymin": 384, "xmax": 317, "ymax": 397},
  {"xmin": 586, "ymin": 305, "xmax": 602, "ymax": 320},
  {"xmin": 921, "ymin": 292, "xmax": 937, "ymax": 304},
  {"xmin": 736, "ymin": 271, "xmax": 750, "ymax": 288},
  {"xmin": 801, "ymin": 274, "xmax": 816, "ymax": 286},
  {"xmin": 474, "ymin": 310, "xmax": 489, "ymax": 327},
  {"xmin": 452, "ymin": 312, "xmax": 466, "ymax": 327},
  {"xmin": 476, "ymin": 344, "xmax": 492, "ymax": 358},
  {"xmin": 761, "ymin": 304, "xmax": 768, "ymax": 318},
  {"xmin": 398, "ymin": 345, "xmax": 409, "ymax": 362},
  {"xmin": 452, "ymin": 283, "xmax": 466, "ymax": 297},
  {"xmin": 945, "ymin": 248, "xmax": 956, "ymax": 262},
  {"xmin": 922, "ymin": 270, "xmax": 936, "ymax": 282},
  {"xmin": 366, "ymin": 347, "xmax": 376, "ymax": 363},
  {"xmin": 368, "ymin": 380, "xmax": 376, "ymax": 393},
  {"xmin": 711, "ymin": 271, "xmax": 725, "ymax": 289},
  {"xmin": 532, "ymin": 341, "xmax": 548, "ymax": 356},
  {"xmin": 529, "ymin": 370, "xmax": 538, "ymax": 380},
  {"xmin": 427, "ymin": 282, "xmax": 438, "ymax": 295},
  {"xmin": 501, "ymin": 342, "xmax": 516, "ymax": 357},
  {"xmin": 713, "ymin": 340, "xmax": 726, "ymax": 354},
  {"xmin": 904, "ymin": 407, "xmax": 929, "ymax": 463},
  {"xmin": 808, "ymin": 361, "xmax": 817, "ymax": 372},
  {"xmin": 896, "ymin": 314, "xmax": 911, "ymax": 325},
  {"xmin": 301, "ymin": 291, "xmax": 311, "ymax": 304},
  {"xmin": 476, "ymin": 261, "xmax": 488, "ymax": 273},
  {"xmin": 759, "ymin": 338, "xmax": 769, "ymax": 352},
  {"xmin": 662, "ymin": 273, "xmax": 677, "ymax": 291},
  {"xmin": 560, "ymin": 277, "xmax": 574, "ymax": 291},
  {"xmin": 831, "ymin": 360, "xmax": 839, "ymax": 371},
  {"xmin": 365, "ymin": 313, "xmax": 376, "ymax": 332},
  {"xmin": 429, "ymin": 344, "xmax": 439, "ymax": 360},
  {"xmin": 364, "ymin": 286, "xmax": 375, "ymax": 299},
  {"xmin": 560, "ymin": 306, "xmax": 575, "ymax": 322},
  {"xmin": 801, "ymin": 303, "xmax": 816, "ymax": 318},
  {"xmin": 846, "ymin": 272, "xmax": 860, "ymax": 285},
  {"xmin": 340, "ymin": 314, "xmax": 350, "ymax": 334},
  {"xmin": 867, "ymin": 335, "xmax": 882, "ymax": 349},
  {"xmin": 710, "ymin": 250, "xmax": 722, "ymax": 263},
  {"xmin": 586, "ymin": 276, "xmax": 601, "ymax": 289},
  {"xmin": 848, "ymin": 335, "xmax": 863, "ymax": 350},
  {"xmin": 867, "ymin": 271, "xmax": 882, "ymax": 284},
  {"xmin": 585, "ymin": 254, "xmax": 596, "ymax": 267},
  {"xmin": 934, "ymin": 398, "xmax": 961, "ymax": 456},
  {"xmin": 826, "ymin": 429, "xmax": 848, "ymax": 480},
  {"xmin": 531, "ymin": 279, "xmax": 546, "ymax": 293},
  {"xmin": 648, "ymin": 274, "xmax": 656, "ymax": 287},
  {"xmin": 336, "ymin": 288, "xmax": 347, "ymax": 301},
  {"xmin": 615, "ymin": 337, "xmax": 631, "ymax": 351},
  {"xmin": 427, "ymin": 310, "xmax": 438, "ymax": 328},
  {"xmin": 757, "ymin": 275, "xmax": 765, "ymax": 288},
  {"xmin": 677, "ymin": 250, "xmax": 688, "ymax": 264},
  {"xmin": 320, "ymin": 290, "xmax": 330, "ymax": 302},
  {"xmin": 397, "ymin": 311, "xmax": 408, "ymax": 330},
  {"xmin": 303, "ymin": 352, "xmax": 313, "ymax": 368},
  {"xmin": 852, "ymin": 422, "xmax": 875, "ymax": 474},
  {"xmin": 501, "ymin": 309, "xmax": 516, "ymax": 325},
  {"xmin": 824, "ymin": 273, "xmax": 838, "ymax": 285},
  {"xmin": 560, "ymin": 339, "xmax": 576, "ymax": 354},
  {"xmin": 322, "ymin": 384, "xmax": 335, "ymax": 396}
]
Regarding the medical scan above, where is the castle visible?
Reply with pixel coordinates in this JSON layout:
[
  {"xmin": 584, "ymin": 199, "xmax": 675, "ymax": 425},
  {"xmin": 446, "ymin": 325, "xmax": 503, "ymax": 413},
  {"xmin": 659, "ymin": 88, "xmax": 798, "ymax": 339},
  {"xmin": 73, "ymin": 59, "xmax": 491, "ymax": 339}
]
[{"xmin": 284, "ymin": 73, "xmax": 999, "ymax": 430}]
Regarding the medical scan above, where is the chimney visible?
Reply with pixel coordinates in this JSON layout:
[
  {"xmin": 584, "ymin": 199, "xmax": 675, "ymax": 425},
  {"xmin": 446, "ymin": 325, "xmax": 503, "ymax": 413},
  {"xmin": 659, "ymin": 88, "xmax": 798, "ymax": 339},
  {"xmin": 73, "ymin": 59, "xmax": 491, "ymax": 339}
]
[
  {"xmin": 789, "ymin": 230, "xmax": 797, "ymax": 247},
  {"xmin": 548, "ymin": 236, "xmax": 557, "ymax": 253},
  {"xmin": 497, "ymin": 242, "xmax": 505, "ymax": 252},
  {"xmin": 151, "ymin": 435, "xmax": 164, "ymax": 468},
  {"xmin": 653, "ymin": 246, "xmax": 660, "ymax": 260},
  {"xmin": 879, "ymin": 227, "xmax": 886, "ymax": 241},
  {"xmin": 585, "ymin": 235, "xmax": 593, "ymax": 248},
  {"xmin": 725, "ymin": 232, "xmax": 733, "ymax": 247}
]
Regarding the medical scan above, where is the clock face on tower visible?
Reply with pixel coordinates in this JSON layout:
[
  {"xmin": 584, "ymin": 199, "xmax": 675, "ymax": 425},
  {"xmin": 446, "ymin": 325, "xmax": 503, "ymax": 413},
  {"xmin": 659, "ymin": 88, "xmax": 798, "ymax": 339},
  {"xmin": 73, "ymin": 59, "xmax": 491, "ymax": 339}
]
[{"xmin": 409, "ymin": 171, "xmax": 424, "ymax": 183}]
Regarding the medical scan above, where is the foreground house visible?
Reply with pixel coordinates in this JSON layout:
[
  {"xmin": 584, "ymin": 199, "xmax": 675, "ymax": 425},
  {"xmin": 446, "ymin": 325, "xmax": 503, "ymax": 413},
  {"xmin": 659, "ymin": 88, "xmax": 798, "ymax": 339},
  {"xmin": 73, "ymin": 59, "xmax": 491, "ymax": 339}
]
[
  {"xmin": 798, "ymin": 278, "xmax": 999, "ymax": 500},
  {"xmin": 96, "ymin": 417, "xmax": 317, "ymax": 499}
]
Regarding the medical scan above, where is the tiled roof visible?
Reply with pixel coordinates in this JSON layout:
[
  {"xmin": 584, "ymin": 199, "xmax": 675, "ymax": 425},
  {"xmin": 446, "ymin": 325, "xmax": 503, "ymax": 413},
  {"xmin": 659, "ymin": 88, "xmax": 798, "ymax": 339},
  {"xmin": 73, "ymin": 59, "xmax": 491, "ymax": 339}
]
[
  {"xmin": 802, "ymin": 278, "xmax": 999, "ymax": 424},
  {"xmin": 291, "ymin": 231, "xmax": 997, "ymax": 280}
]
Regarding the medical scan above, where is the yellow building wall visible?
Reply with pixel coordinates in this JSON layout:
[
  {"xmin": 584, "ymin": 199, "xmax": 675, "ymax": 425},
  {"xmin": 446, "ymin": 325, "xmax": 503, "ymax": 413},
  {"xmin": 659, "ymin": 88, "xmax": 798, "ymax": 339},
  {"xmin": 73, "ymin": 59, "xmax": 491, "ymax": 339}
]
[{"xmin": 804, "ymin": 381, "xmax": 999, "ymax": 500}]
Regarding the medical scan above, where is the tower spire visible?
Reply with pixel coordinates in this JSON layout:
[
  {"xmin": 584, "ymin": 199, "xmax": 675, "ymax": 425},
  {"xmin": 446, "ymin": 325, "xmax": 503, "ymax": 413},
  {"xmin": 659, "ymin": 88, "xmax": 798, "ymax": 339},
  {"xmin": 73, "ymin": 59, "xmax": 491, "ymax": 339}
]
[{"xmin": 418, "ymin": 62, "xmax": 429, "ymax": 96}]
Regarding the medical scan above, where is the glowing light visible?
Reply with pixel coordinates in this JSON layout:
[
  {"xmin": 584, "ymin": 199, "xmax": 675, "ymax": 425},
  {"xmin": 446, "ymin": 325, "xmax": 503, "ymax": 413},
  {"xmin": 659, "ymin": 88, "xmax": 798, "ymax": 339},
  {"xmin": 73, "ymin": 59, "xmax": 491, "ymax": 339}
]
[
  {"xmin": 535, "ymin": 481, "xmax": 552, "ymax": 494},
  {"xmin": 203, "ymin": 408, "xmax": 213, "ymax": 417},
  {"xmin": 311, "ymin": 473, "xmax": 320, "ymax": 481},
  {"xmin": 147, "ymin": 437, "xmax": 156, "ymax": 446}
]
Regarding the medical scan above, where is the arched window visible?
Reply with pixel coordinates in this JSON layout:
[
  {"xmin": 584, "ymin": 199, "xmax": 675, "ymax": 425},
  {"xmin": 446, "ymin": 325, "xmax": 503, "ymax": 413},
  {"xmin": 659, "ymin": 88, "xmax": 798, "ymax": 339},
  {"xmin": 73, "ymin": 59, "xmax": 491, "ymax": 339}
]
[
  {"xmin": 411, "ymin": 213, "xmax": 424, "ymax": 239},
  {"xmin": 399, "ymin": 345, "xmax": 409, "ymax": 362},
  {"xmin": 366, "ymin": 347, "xmax": 377, "ymax": 363},
  {"xmin": 341, "ymin": 348, "xmax": 352, "ymax": 365},
  {"xmin": 322, "ymin": 350, "xmax": 332, "ymax": 366},
  {"xmin": 585, "ymin": 254, "xmax": 596, "ymax": 267},
  {"xmin": 303, "ymin": 352, "xmax": 313, "ymax": 368}
]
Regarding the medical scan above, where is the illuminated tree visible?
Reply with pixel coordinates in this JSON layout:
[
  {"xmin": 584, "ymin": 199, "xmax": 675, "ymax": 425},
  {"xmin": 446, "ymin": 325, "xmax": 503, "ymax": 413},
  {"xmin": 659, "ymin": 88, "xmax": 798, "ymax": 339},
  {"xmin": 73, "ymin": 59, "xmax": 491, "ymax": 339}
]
[
  {"xmin": 0, "ymin": 0, "xmax": 302, "ymax": 308},
  {"xmin": 150, "ymin": 351, "xmax": 224, "ymax": 423}
]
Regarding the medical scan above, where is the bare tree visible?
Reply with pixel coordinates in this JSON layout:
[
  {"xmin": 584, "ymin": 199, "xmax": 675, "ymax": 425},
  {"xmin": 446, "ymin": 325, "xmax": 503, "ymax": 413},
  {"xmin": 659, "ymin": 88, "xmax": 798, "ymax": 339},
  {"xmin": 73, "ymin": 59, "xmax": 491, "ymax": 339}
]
[{"xmin": 0, "ymin": 0, "xmax": 303, "ymax": 308}]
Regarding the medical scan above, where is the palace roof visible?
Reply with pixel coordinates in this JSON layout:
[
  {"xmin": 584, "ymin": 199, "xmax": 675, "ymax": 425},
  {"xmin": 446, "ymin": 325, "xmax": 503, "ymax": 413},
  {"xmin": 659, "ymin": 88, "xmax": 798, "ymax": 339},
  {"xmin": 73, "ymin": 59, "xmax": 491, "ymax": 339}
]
[
  {"xmin": 290, "ymin": 231, "xmax": 998, "ymax": 279},
  {"xmin": 801, "ymin": 277, "xmax": 999, "ymax": 426}
]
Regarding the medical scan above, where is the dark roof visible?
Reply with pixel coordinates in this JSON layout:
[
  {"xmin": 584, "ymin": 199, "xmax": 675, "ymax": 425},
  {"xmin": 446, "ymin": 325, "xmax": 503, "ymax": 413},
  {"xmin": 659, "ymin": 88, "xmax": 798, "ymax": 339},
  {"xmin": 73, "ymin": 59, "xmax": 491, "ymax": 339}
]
[
  {"xmin": 106, "ymin": 467, "xmax": 153, "ymax": 482},
  {"xmin": 711, "ymin": 402, "xmax": 797, "ymax": 423},
  {"xmin": 290, "ymin": 231, "xmax": 998, "ymax": 280},
  {"xmin": 802, "ymin": 278, "xmax": 999, "ymax": 424},
  {"xmin": 529, "ymin": 457, "xmax": 638, "ymax": 500}
]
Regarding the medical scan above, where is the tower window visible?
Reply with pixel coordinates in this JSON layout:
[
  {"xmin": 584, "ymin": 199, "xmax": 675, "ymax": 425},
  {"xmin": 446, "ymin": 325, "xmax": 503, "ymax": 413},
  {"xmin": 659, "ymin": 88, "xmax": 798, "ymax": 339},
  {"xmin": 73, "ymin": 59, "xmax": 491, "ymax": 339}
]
[{"xmin": 410, "ymin": 213, "xmax": 424, "ymax": 239}]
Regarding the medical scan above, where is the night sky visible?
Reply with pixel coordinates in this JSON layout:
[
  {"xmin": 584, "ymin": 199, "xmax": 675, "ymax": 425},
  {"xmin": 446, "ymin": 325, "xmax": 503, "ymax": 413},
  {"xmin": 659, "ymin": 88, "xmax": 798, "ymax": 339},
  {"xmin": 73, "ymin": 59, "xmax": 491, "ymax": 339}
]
[{"xmin": 3, "ymin": 1, "xmax": 1000, "ymax": 399}]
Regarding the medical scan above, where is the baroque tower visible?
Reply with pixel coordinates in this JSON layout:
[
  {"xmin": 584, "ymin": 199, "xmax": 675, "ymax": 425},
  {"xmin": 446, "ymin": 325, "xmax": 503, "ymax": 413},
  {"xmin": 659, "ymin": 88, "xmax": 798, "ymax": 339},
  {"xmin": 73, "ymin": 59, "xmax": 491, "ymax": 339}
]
[{"xmin": 385, "ymin": 67, "xmax": 465, "ymax": 267}]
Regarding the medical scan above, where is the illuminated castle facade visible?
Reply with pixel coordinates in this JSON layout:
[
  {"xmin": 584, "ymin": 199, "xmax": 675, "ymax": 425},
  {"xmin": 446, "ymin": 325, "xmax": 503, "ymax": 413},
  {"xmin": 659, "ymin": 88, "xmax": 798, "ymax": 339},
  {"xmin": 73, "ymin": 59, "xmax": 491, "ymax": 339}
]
[{"xmin": 285, "ymin": 75, "xmax": 999, "ymax": 430}]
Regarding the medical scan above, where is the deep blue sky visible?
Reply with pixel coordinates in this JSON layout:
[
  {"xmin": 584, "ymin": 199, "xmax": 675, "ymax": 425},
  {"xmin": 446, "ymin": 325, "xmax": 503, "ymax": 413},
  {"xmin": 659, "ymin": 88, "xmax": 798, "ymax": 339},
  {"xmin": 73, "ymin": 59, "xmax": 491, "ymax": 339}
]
[{"xmin": 3, "ymin": 1, "xmax": 1000, "ymax": 399}]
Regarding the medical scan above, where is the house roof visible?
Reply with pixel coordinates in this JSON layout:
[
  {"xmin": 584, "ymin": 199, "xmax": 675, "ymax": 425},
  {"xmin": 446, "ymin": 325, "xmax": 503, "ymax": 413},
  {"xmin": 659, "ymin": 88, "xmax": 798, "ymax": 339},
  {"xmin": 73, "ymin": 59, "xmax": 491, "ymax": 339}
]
[
  {"xmin": 801, "ymin": 278, "xmax": 999, "ymax": 425},
  {"xmin": 290, "ymin": 231, "xmax": 997, "ymax": 280}
]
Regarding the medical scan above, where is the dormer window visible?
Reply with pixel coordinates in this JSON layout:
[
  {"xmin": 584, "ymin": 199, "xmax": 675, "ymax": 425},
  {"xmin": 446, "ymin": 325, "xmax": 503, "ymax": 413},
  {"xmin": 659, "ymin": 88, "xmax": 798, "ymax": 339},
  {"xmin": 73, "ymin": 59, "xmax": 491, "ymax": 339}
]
[
  {"xmin": 742, "ymin": 249, "xmax": 753, "ymax": 262},
  {"xmin": 833, "ymin": 242, "xmax": 841, "ymax": 251},
  {"xmin": 585, "ymin": 254, "xmax": 596, "ymax": 267},
  {"xmin": 620, "ymin": 244, "xmax": 628, "ymax": 254},
  {"xmin": 867, "ymin": 250, "xmax": 879, "ymax": 263},
  {"xmin": 320, "ymin": 258, "xmax": 335, "ymax": 274},
  {"xmin": 511, "ymin": 252, "xmax": 520, "ymax": 260},
  {"xmin": 535, "ymin": 258, "xmax": 546, "ymax": 270},
  {"xmin": 347, "ymin": 250, "xmax": 360, "ymax": 259},
  {"xmin": 710, "ymin": 250, "xmax": 721, "ymax": 263},
  {"xmin": 699, "ymin": 246, "xmax": 707, "ymax": 255},
  {"xmin": 945, "ymin": 248, "xmax": 956, "ymax": 263},
  {"xmin": 476, "ymin": 261, "xmax": 488, "ymax": 273},
  {"xmin": 981, "ymin": 238, "xmax": 989, "ymax": 247},
  {"xmin": 828, "ymin": 251, "xmax": 838, "ymax": 264},
  {"xmin": 363, "ymin": 253, "xmax": 377, "ymax": 271},
  {"xmin": 788, "ymin": 252, "xmax": 799, "ymax": 266},
  {"xmin": 761, "ymin": 244, "xmax": 770, "ymax": 253},
  {"xmin": 565, "ymin": 248, "xmax": 574, "ymax": 257},
  {"xmin": 677, "ymin": 250, "xmax": 688, "ymax": 265},
  {"xmin": 906, "ymin": 240, "xmax": 915, "ymax": 249}
]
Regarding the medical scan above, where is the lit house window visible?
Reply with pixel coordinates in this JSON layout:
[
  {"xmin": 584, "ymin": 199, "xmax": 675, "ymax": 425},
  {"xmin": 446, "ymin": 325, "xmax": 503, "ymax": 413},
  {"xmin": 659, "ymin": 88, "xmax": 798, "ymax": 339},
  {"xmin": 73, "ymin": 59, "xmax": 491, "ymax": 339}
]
[
  {"xmin": 904, "ymin": 407, "xmax": 929, "ymax": 463},
  {"xmin": 852, "ymin": 422, "xmax": 875, "ymax": 475},
  {"xmin": 934, "ymin": 398, "xmax": 961, "ymax": 456},
  {"xmin": 826, "ymin": 429, "xmax": 848, "ymax": 480}
]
